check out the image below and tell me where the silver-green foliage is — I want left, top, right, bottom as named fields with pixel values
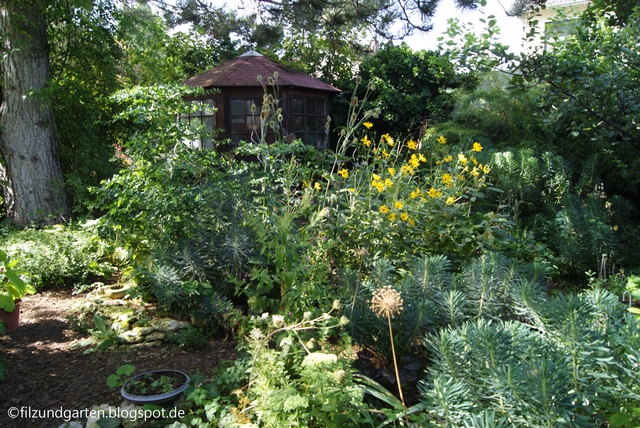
left=421, top=287, right=640, bottom=426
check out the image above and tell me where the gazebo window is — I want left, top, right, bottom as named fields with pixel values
left=181, top=99, right=215, bottom=149
left=292, top=97, right=329, bottom=148
left=230, top=98, right=262, bottom=145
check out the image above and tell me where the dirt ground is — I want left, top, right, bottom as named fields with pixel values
left=0, top=290, right=236, bottom=428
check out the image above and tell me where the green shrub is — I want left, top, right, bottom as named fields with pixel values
left=1, top=220, right=117, bottom=289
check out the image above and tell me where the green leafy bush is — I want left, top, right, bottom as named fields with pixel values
left=1, top=220, right=117, bottom=289
left=419, top=288, right=640, bottom=426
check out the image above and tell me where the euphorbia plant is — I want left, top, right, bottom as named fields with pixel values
left=0, top=250, right=35, bottom=313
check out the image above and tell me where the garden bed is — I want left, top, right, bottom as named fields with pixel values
left=0, top=290, right=236, bottom=428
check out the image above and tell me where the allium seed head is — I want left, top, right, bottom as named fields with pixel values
left=370, top=286, right=403, bottom=319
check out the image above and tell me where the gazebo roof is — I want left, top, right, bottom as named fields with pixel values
left=183, top=50, right=341, bottom=93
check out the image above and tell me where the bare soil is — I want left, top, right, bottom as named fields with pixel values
left=0, top=289, right=236, bottom=428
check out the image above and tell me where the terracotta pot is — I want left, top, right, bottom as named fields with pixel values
left=0, top=299, right=21, bottom=333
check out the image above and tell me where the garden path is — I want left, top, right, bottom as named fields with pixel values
left=0, top=290, right=236, bottom=428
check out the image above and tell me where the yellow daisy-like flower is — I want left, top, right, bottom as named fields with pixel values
left=471, top=156, right=478, bottom=166
left=347, top=187, right=355, bottom=193
left=314, top=182, right=322, bottom=191
left=338, top=168, right=349, bottom=178
left=401, top=164, right=414, bottom=175
left=408, top=218, right=416, bottom=227
left=482, top=164, right=490, bottom=174
left=472, top=142, right=483, bottom=152
left=410, top=188, right=421, bottom=199
left=400, top=212, right=409, bottom=221
left=458, top=153, right=468, bottom=165
left=407, top=139, right=418, bottom=150
left=374, top=181, right=385, bottom=193
left=363, top=121, right=373, bottom=129
left=437, top=135, right=447, bottom=144
left=388, top=167, right=396, bottom=176
left=436, top=161, right=442, bottom=165
left=428, top=187, right=442, bottom=198
left=443, top=155, right=453, bottom=163
left=379, top=204, right=390, bottom=213
left=384, top=178, right=393, bottom=188
left=302, top=180, right=309, bottom=188
left=362, top=135, right=372, bottom=147
left=446, top=196, right=456, bottom=205
left=409, top=155, right=420, bottom=168
left=372, top=173, right=381, bottom=181
left=394, top=201, right=404, bottom=209
left=383, top=134, right=394, bottom=147
left=418, top=153, right=426, bottom=163
left=442, top=173, right=453, bottom=186
left=388, top=212, right=396, bottom=221
left=470, top=167, right=480, bottom=177
left=382, top=149, right=390, bottom=159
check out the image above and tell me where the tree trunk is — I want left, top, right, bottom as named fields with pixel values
left=0, top=0, right=69, bottom=225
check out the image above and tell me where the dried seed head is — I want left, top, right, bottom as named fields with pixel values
left=351, top=96, right=359, bottom=107
left=257, top=75, right=262, bottom=82
left=356, top=76, right=362, bottom=85
left=370, top=286, right=403, bottom=319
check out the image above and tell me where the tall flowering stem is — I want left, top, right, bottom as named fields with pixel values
left=370, top=286, right=409, bottom=425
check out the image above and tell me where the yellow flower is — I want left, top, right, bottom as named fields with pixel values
left=472, top=142, right=483, bottom=152
left=347, top=187, right=355, bottom=192
left=410, top=188, right=421, bottom=199
left=446, top=196, right=456, bottom=205
left=382, top=149, right=390, bottom=159
left=372, top=173, right=381, bottom=181
left=362, top=135, right=372, bottom=147
left=363, top=121, right=373, bottom=129
left=470, top=166, right=480, bottom=177
left=401, top=164, right=415, bottom=175
left=437, top=135, right=447, bottom=144
left=302, top=180, right=309, bottom=188
left=374, top=182, right=385, bottom=193
left=408, top=218, right=416, bottom=226
left=394, top=201, right=404, bottom=209
left=427, top=187, right=442, bottom=198
left=436, top=161, right=442, bottom=165
left=379, top=205, right=390, bottom=213
left=442, top=173, right=453, bottom=186
left=388, top=212, right=396, bottom=221
left=418, top=153, right=426, bottom=163
left=338, top=168, right=349, bottom=178
left=384, top=178, right=393, bottom=188
left=383, top=134, right=394, bottom=147
left=387, top=167, right=396, bottom=176
left=400, top=212, right=409, bottom=221
left=471, top=156, right=478, bottom=166
left=314, top=182, right=321, bottom=191
left=482, top=164, right=490, bottom=174
left=407, top=139, right=418, bottom=150
left=458, top=153, right=468, bottom=165
left=409, top=154, right=420, bottom=168
left=443, top=155, right=453, bottom=163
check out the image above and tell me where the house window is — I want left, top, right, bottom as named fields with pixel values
left=292, top=98, right=329, bottom=148
left=181, top=99, right=215, bottom=149
left=230, top=98, right=261, bottom=145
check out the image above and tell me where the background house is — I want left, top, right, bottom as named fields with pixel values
left=520, top=0, right=590, bottom=51
left=182, top=50, right=341, bottom=150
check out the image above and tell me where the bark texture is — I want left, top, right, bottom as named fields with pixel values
left=0, top=0, right=69, bottom=224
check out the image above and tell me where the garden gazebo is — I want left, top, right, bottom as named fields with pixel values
left=182, top=50, right=341, bottom=150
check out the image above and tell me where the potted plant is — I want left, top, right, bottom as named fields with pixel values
left=108, top=365, right=190, bottom=405
left=0, top=250, right=35, bottom=333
